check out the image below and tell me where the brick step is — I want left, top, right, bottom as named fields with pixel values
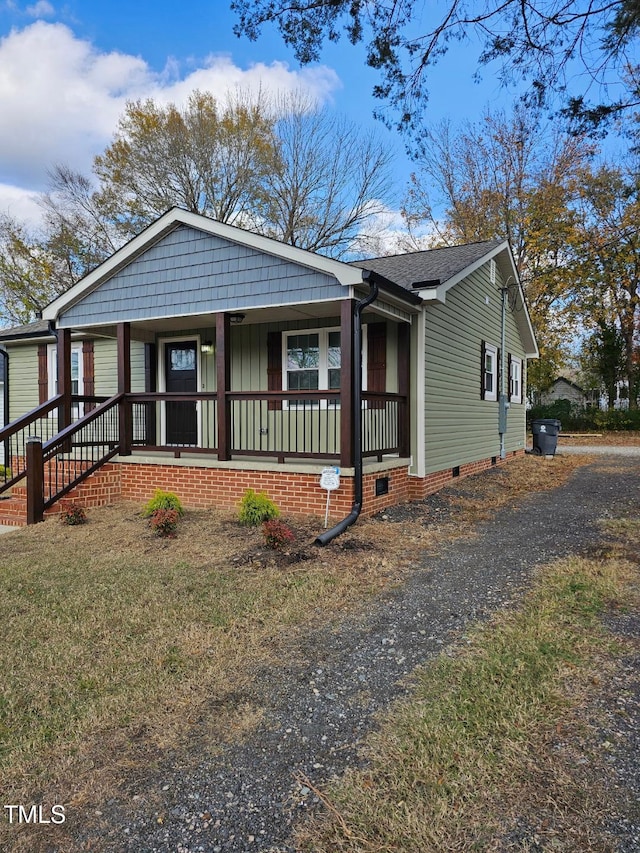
left=0, top=495, right=27, bottom=526
left=0, top=462, right=121, bottom=527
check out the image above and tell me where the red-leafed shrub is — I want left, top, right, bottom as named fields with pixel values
left=149, top=508, right=180, bottom=538
left=262, top=519, right=295, bottom=550
left=61, top=504, right=87, bottom=526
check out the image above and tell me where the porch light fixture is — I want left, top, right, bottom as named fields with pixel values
left=229, top=313, right=246, bottom=325
left=201, top=340, right=214, bottom=355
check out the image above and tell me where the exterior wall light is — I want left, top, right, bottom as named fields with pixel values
left=229, top=313, right=246, bottom=324
left=201, top=341, right=214, bottom=355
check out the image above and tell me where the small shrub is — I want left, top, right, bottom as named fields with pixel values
left=238, top=489, right=280, bottom=526
left=0, top=464, right=11, bottom=480
left=149, top=508, right=180, bottom=538
left=263, top=519, right=295, bottom=550
left=61, top=504, right=87, bottom=526
left=142, top=489, right=184, bottom=518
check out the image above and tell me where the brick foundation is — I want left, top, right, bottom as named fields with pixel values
left=0, top=450, right=524, bottom=525
left=408, top=449, right=525, bottom=501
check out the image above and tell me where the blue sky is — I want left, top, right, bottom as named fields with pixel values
left=0, top=0, right=520, bottom=238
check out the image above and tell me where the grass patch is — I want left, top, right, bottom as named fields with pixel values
left=296, top=551, right=634, bottom=852
left=0, top=506, right=399, bottom=818
left=0, top=452, right=596, bottom=851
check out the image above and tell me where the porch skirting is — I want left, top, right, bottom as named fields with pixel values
left=28, top=448, right=524, bottom=522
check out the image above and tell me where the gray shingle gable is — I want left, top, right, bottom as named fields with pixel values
left=352, top=240, right=504, bottom=289
left=58, top=224, right=346, bottom=327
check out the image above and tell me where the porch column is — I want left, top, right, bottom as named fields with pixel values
left=57, top=328, right=72, bottom=431
left=397, top=321, right=411, bottom=458
left=340, top=298, right=356, bottom=469
left=26, top=436, right=44, bottom=525
left=117, top=322, right=132, bottom=455
left=216, top=312, right=231, bottom=461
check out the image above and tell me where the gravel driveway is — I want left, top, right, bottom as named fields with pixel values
left=559, top=445, right=640, bottom=456
left=80, top=454, right=640, bottom=853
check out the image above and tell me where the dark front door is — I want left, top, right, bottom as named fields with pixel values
left=164, top=341, right=198, bottom=445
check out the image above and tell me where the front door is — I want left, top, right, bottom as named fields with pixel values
left=164, top=341, right=198, bottom=445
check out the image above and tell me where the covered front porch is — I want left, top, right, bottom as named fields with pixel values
left=1, top=300, right=414, bottom=524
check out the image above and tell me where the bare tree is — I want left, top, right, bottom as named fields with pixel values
left=264, top=92, right=393, bottom=257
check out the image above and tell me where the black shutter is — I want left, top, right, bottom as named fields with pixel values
left=367, top=322, right=387, bottom=409
left=267, top=332, right=282, bottom=411
left=82, top=340, right=95, bottom=411
left=38, top=344, right=48, bottom=404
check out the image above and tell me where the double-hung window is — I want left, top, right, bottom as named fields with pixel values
left=509, top=356, right=522, bottom=404
left=482, top=342, right=498, bottom=402
left=284, top=329, right=341, bottom=406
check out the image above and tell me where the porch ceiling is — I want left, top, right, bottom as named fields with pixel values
left=65, top=299, right=410, bottom=340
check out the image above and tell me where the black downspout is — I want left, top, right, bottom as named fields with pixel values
left=315, top=271, right=379, bottom=546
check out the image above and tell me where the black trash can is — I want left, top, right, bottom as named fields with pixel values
left=531, top=418, right=562, bottom=456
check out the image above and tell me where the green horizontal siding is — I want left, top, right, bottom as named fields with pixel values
left=8, top=343, right=40, bottom=421
left=423, top=263, right=527, bottom=475
left=93, top=338, right=145, bottom=395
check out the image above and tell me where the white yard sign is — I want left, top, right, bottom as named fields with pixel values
left=320, top=467, right=340, bottom=527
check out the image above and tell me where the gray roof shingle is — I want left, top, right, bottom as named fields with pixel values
left=0, top=318, right=52, bottom=341
left=351, top=239, right=504, bottom=290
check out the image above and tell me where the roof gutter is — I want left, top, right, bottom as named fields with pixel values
left=315, top=270, right=379, bottom=546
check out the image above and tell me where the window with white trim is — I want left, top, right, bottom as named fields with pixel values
left=483, top=342, right=498, bottom=402
left=510, top=356, right=522, bottom=404
left=284, top=329, right=341, bottom=406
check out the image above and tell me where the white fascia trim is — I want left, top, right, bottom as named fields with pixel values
left=43, top=209, right=365, bottom=322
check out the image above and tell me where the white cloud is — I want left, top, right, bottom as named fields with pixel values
left=25, top=1, right=54, bottom=17
left=0, top=183, right=43, bottom=226
left=0, top=21, right=341, bottom=219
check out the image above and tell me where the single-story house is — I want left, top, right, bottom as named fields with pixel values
left=538, top=375, right=600, bottom=409
left=0, top=207, right=537, bottom=530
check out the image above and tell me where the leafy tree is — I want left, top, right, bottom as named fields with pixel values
left=574, top=160, right=640, bottom=407
left=403, top=105, right=593, bottom=396
left=91, top=90, right=278, bottom=240
left=232, top=0, right=640, bottom=132
left=579, top=322, right=626, bottom=409
left=90, top=90, right=392, bottom=255
left=0, top=215, right=63, bottom=326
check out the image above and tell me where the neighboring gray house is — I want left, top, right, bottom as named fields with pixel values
left=540, top=375, right=601, bottom=409
left=0, top=208, right=537, bottom=525
left=541, top=376, right=590, bottom=408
